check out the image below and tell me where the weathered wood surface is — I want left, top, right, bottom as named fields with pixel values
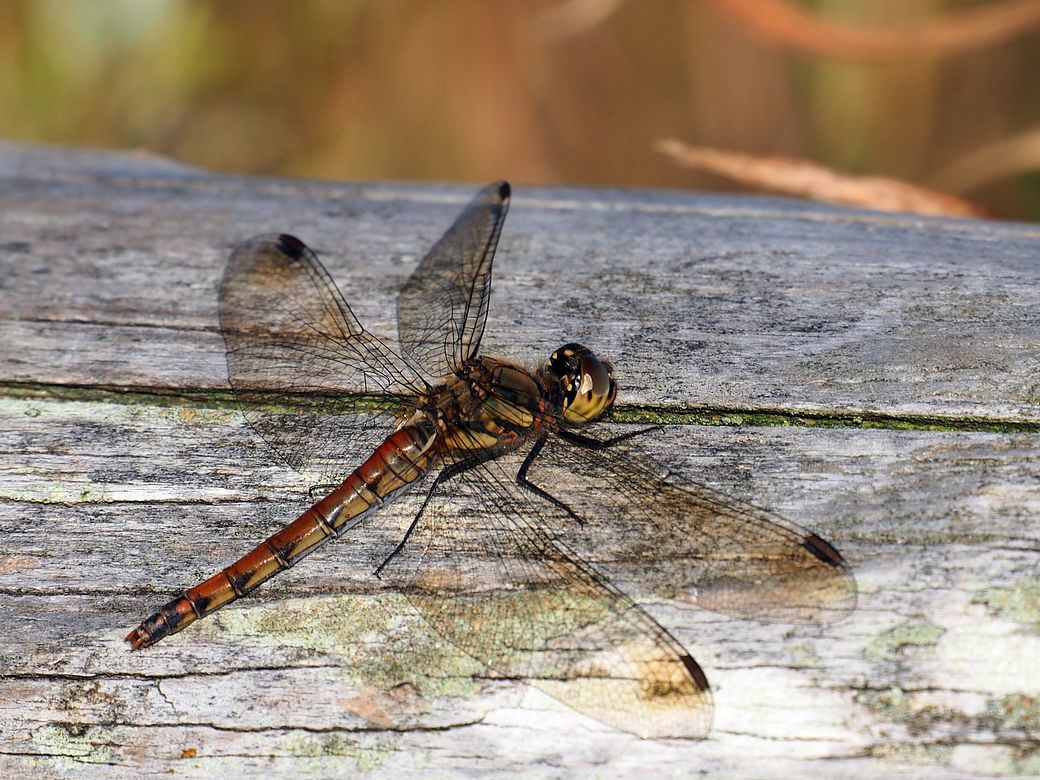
left=2, top=140, right=1040, bottom=778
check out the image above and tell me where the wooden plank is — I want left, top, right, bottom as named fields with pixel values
left=2, top=142, right=1039, bottom=777
left=2, top=141, right=1039, bottom=421
left=3, top=396, right=1040, bottom=777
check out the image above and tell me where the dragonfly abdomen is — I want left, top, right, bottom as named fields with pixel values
left=126, top=422, right=438, bottom=650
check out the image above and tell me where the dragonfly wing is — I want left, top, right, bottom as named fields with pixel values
left=220, top=234, right=426, bottom=484
left=530, top=433, right=857, bottom=625
left=376, top=450, right=713, bottom=740
left=397, top=181, right=510, bottom=379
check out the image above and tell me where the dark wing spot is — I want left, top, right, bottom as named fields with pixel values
left=680, top=654, right=710, bottom=692
left=802, top=532, right=845, bottom=568
left=277, top=233, right=308, bottom=260
left=497, top=181, right=511, bottom=200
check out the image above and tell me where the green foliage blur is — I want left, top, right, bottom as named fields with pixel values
left=2, top=0, right=1038, bottom=219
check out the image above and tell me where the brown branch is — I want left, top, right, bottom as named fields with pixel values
left=656, top=139, right=993, bottom=219
left=929, top=127, right=1040, bottom=194
left=705, top=0, right=1040, bottom=61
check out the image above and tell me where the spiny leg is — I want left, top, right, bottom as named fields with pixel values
left=557, top=425, right=663, bottom=450
left=374, top=454, right=490, bottom=577
left=516, top=435, right=584, bottom=526
left=517, top=427, right=663, bottom=524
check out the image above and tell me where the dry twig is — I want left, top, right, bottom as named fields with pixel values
left=706, top=0, right=1040, bottom=61
left=656, top=138, right=992, bottom=218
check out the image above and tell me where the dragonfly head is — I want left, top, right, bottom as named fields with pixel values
left=545, top=343, right=618, bottom=426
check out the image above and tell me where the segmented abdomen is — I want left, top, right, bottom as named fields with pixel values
left=126, top=422, right=438, bottom=649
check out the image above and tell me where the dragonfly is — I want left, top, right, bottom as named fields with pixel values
left=126, top=181, right=856, bottom=739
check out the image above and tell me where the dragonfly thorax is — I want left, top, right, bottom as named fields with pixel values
left=428, top=357, right=546, bottom=453
left=542, top=343, right=618, bottom=426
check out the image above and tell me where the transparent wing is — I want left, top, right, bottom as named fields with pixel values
left=377, top=447, right=713, bottom=740
left=219, top=233, right=427, bottom=484
left=531, top=433, right=858, bottom=625
left=397, top=181, right=511, bottom=379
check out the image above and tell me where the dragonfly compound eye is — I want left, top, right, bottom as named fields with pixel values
left=547, top=343, right=618, bottom=426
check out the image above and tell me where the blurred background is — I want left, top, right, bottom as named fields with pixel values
left=1, top=0, right=1038, bottom=219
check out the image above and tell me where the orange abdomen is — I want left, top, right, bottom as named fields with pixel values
left=126, top=422, right=438, bottom=649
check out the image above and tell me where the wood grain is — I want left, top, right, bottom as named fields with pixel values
left=1, top=141, right=1039, bottom=778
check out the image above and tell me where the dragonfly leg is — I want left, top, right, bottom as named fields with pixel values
left=556, top=425, right=663, bottom=450
left=517, top=435, right=584, bottom=526
left=373, top=455, right=488, bottom=578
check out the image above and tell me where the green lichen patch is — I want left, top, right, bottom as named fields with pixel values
left=207, top=587, right=625, bottom=713
left=0, top=479, right=109, bottom=505
left=864, top=621, right=944, bottom=663
left=986, top=693, right=1040, bottom=732
left=30, top=723, right=129, bottom=769
left=868, top=741, right=953, bottom=766
left=1010, top=746, right=1040, bottom=775
left=974, top=579, right=1040, bottom=629
left=856, top=686, right=914, bottom=719
left=285, top=732, right=398, bottom=771
left=610, top=403, right=1040, bottom=433
left=856, top=687, right=1040, bottom=767
left=162, top=406, right=238, bottom=426
left=855, top=686, right=967, bottom=737
left=209, top=594, right=484, bottom=701
left=1, top=380, right=405, bottom=418
left=788, top=642, right=822, bottom=669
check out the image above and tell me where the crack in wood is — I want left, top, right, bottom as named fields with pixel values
left=4, top=380, right=1037, bottom=433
